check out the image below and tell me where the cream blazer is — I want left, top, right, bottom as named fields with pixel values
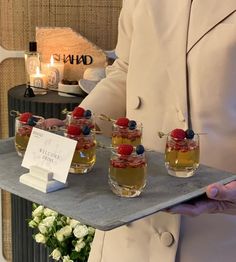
left=81, top=0, right=236, bottom=261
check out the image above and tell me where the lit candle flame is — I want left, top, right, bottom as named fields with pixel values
left=36, top=66, right=40, bottom=75
left=50, top=55, right=54, bottom=66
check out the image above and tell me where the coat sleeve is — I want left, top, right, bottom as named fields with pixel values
left=79, top=0, right=135, bottom=136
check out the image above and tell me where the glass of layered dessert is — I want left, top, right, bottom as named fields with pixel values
left=14, top=112, right=44, bottom=157
left=109, top=144, right=147, bottom=197
left=65, top=124, right=96, bottom=174
left=165, top=128, right=200, bottom=177
left=112, top=117, right=142, bottom=147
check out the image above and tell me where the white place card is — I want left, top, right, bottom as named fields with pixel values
left=22, top=128, right=77, bottom=183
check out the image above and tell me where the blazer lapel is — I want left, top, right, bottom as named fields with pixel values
left=147, top=0, right=192, bottom=124
left=146, top=0, right=236, bottom=127
left=187, top=0, right=236, bottom=52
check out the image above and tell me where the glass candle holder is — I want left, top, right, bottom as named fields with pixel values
left=15, top=114, right=44, bottom=157
left=112, top=121, right=142, bottom=147
left=108, top=144, right=147, bottom=197
left=165, top=133, right=200, bottom=177
left=65, top=130, right=96, bottom=174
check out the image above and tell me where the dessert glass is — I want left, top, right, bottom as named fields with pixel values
left=15, top=115, right=44, bottom=157
left=112, top=122, right=142, bottom=147
left=165, top=134, right=200, bottom=177
left=65, top=132, right=96, bottom=174
left=108, top=147, right=147, bottom=197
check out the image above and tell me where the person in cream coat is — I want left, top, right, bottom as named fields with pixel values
left=80, top=0, right=236, bottom=261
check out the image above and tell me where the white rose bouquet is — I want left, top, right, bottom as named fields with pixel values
left=28, top=203, right=95, bottom=262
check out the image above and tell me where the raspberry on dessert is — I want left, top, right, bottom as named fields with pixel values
left=67, top=125, right=81, bottom=136
left=19, top=112, right=33, bottom=123
left=185, top=129, right=195, bottom=139
left=72, top=106, right=85, bottom=118
left=136, top=144, right=145, bottom=155
left=117, top=144, right=133, bottom=155
left=170, top=128, right=186, bottom=140
left=116, top=117, right=129, bottom=127
left=128, top=120, right=137, bottom=130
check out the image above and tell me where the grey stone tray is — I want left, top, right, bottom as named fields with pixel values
left=0, top=137, right=236, bottom=231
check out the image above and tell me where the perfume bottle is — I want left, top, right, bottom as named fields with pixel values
left=24, top=41, right=41, bottom=85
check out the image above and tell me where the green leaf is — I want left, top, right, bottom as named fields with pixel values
left=70, top=251, right=80, bottom=260
left=32, top=203, right=38, bottom=210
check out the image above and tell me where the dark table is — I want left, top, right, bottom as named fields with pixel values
left=7, top=85, right=86, bottom=262
left=8, top=84, right=85, bottom=136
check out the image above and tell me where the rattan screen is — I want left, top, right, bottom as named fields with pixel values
left=0, top=0, right=122, bottom=139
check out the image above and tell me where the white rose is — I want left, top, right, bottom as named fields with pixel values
left=28, top=220, right=38, bottom=228
left=74, top=239, right=85, bottom=252
left=73, top=224, right=88, bottom=239
left=62, top=255, right=73, bottom=262
left=55, top=225, right=72, bottom=241
left=60, top=225, right=72, bottom=237
left=57, top=221, right=63, bottom=226
left=33, top=216, right=41, bottom=224
left=70, top=219, right=80, bottom=229
left=35, top=233, right=47, bottom=244
left=41, top=216, right=56, bottom=227
left=55, top=231, right=64, bottom=242
left=51, top=248, right=61, bottom=261
left=32, top=205, right=44, bottom=217
left=88, top=227, right=95, bottom=235
left=38, top=224, right=48, bottom=234
left=44, top=208, right=58, bottom=217
left=66, top=217, right=71, bottom=224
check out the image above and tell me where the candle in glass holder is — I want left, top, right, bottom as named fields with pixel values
left=29, top=67, right=47, bottom=95
left=45, top=55, right=64, bottom=89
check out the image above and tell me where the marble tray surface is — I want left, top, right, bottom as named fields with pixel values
left=0, top=136, right=236, bottom=231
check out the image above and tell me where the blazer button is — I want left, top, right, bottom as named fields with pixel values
left=130, top=96, right=141, bottom=109
left=160, top=232, right=174, bottom=247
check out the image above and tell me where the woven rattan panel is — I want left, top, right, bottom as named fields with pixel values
left=0, top=0, right=122, bottom=138
left=0, top=1, right=122, bottom=261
